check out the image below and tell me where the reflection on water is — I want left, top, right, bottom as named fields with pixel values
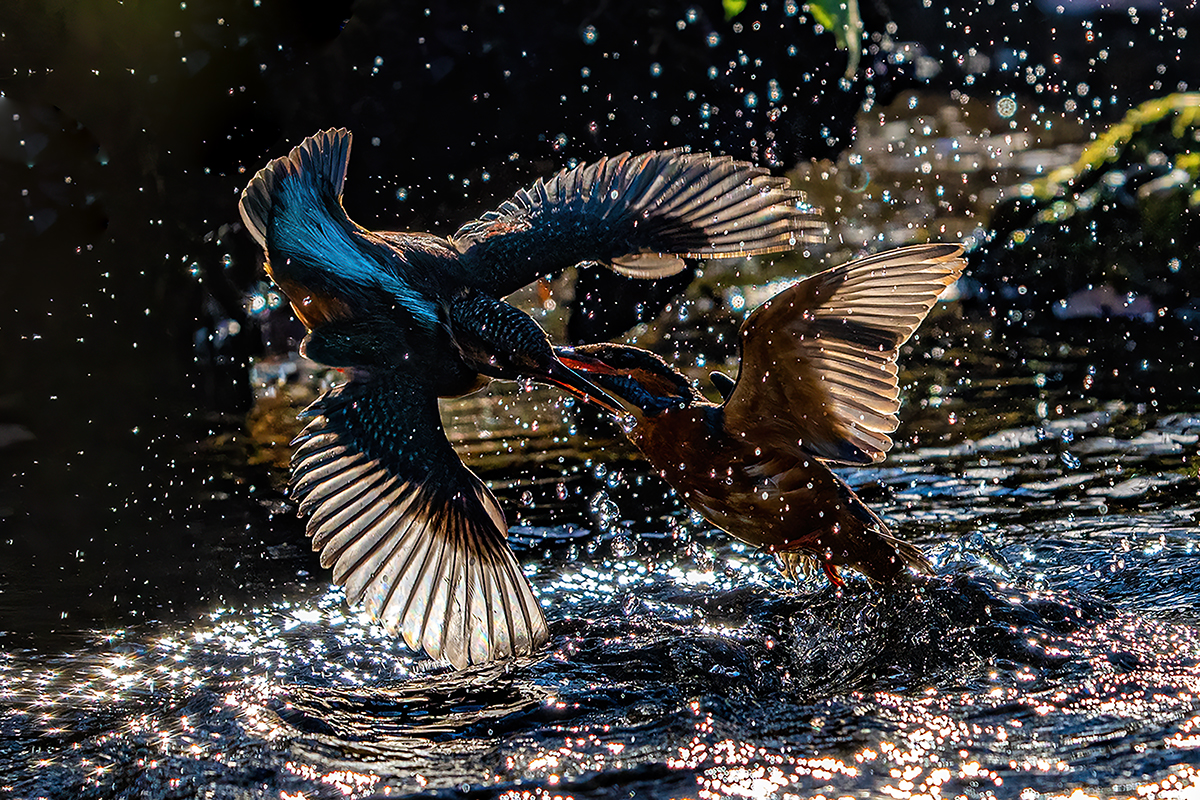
left=4, top=95, right=1200, bottom=799
left=3, top=375, right=1198, bottom=798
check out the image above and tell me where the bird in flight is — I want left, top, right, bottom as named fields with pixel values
left=239, top=128, right=821, bottom=667
left=561, top=244, right=965, bottom=587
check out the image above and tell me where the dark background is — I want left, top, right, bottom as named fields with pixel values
left=0, top=0, right=1193, bottom=644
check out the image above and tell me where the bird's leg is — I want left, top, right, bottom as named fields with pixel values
left=821, top=561, right=845, bottom=589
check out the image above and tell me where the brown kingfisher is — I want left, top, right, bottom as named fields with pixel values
left=559, top=244, right=965, bottom=587
left=238, top=128, right=821, bottom=668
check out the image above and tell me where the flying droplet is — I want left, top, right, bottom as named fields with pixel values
left=610, top=534, right=637, bottom=557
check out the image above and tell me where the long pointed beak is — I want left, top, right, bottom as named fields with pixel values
left=543, top=359, right=627, bottom=415
left=555, top=348, right=621, bottom=376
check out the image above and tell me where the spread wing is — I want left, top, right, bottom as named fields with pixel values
left=239, top=128, right=441, bottom=330
left=722, top=243, right=965, bottom=464
left=239, top=128, right=352, bottom=252
left=289, top=371, right=549, bottom=668
left=451, top=149, right=823, bottom=296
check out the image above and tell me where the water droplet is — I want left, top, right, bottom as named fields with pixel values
left=589, top=491, right=620, bottom=529
left=688, top=542, right=713, bottom=571
left=581, top=25, right=598, bottom=44
left=610, top=534, right=637, bottom=558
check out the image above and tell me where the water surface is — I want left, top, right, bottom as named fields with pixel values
left=3, top=97, right=1199, bottom=800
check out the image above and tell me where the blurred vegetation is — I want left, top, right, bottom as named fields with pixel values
left=971, top=93, right=1199, bottom=323
left=724, top=0, right=862, bottom=76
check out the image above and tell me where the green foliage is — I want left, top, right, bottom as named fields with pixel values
left=808, top=0, right=862, bottom=77
left=1031, top=93, right=1200, bottom=204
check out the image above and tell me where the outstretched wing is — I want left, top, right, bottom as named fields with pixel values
left=239, top=128, right=352, bottom=252
left=290, top=370, right=549, bottom=668
left=451, top=150, right=823, bottom=296
left=239, top=128, right=439, bottom=330
left=723, top=243, right=965, bottom=464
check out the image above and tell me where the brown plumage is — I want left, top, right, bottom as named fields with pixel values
left=563, top=243, right=966, bottom=586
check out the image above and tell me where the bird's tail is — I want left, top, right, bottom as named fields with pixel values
left=238, top=128, right=353, bottom=250
left=844, top=498, right=935, bottom=584
left=875, top=529, right=935, bottom=578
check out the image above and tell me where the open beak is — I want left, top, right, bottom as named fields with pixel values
left=543, top=358, right=627, bottom=415
left=555, top=347, right=621, bottom=377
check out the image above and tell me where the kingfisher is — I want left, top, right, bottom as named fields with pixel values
left=560, top=244, right=965, bottom=587
left=238, top=128, right=821, bottom=668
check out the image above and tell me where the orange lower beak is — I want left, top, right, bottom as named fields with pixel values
left=556, top=349, right=621, bottom=376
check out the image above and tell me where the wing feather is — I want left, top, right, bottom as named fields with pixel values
left=239, top=128, right=441, bottom=330
left=451, top=149, right=822, bottom=295
left=723, top=243, right=965, bottom=464
left=289, top=374, right=549, bottom=668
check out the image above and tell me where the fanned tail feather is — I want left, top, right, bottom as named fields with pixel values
left=778, top=529, right=932, bottom=587
left=883, top=531, right=935, bottom=577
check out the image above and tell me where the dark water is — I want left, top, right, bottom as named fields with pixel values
left=4, top=294, right=1200, bottom=800
left=4, top=21, right=1199, bottom=796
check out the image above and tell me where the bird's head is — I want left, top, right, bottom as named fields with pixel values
left=447, top=292, right=627, bottom=415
